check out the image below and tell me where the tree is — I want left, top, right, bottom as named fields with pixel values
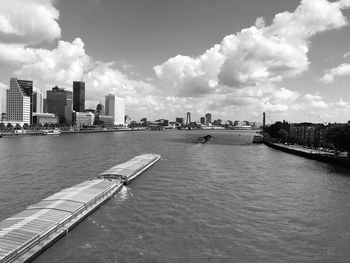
left=276, top=129, right=289, bottom=142
left=0, top=122, right=5, bottom=130
left=15, top=123, right=21, bottom=130
left=7, top=123, right=13, bottom=129
left=23, top=123, right=29, bottom=130
left=326, top=125, right=350, bottom=156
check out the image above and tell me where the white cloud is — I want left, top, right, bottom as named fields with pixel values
left=0, top=0, right=61, bottom=44
left=155, top=0, right=350, bottom=99
left=303, top=94, right=329, bottom=109
left=344, top=51, right=350, bottom=58
left=320, top=63, right=350, bottom=83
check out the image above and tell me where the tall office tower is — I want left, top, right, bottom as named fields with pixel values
left=47, top=86, right=73, bottom=124
left=6, top=78, right=33, bottom=125
left=73, top=81, right=85, bottom=112
left=105, top=94, right=125, bottom=125
left=33, top=89, right=43, bottom=113
left=205, top=113, right=212, bottom=124
left=43, top=98, right=47, bottom=113
left=186, top=112, right=191, bottom=126
left=200, top=117, right=205, bottom=125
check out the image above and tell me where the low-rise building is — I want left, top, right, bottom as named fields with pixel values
left=33, top=113, right=59, bottom=125
left=73, top=112, right=95, bottom=127
left=98, top=115, right=114, bottom=125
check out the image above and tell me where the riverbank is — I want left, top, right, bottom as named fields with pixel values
left=264, top=141, right=350, bottom=167
left=0, top=127, right=148, bottom=137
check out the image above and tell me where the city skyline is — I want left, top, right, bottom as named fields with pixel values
left=0, top=0, right=350, bottom=123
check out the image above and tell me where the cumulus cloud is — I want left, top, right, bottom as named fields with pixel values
left=0, top=0, right=61, bottom=44
left=0, top=0, right=160, bottom=117
left=152, top=0, right=350, bottom=122
left=155, top=0, right=350, bottom=98
left=303, top=94, right=329, bottom=109
left=320, top=63, right=350, bottom=83
left=344, top=51, right=350, bottom=58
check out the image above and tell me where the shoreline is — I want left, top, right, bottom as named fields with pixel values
left=264, top=141, right=350, bottom=168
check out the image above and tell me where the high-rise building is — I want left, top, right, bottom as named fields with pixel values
left=33, top=89, right=43, bottom=113
left=73, top=81, right=85, bottom=112
left=47, top=86, right=73, bottom=124
left=6, top=78, right=33, bottom=125
left=200, top=117, right=205, bottom=125
left=105, top=94, right=125, bottom=125
left=205, top=113, right=212, bottom=124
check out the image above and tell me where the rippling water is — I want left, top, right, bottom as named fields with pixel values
left=1, top=130, right=350, bottom=262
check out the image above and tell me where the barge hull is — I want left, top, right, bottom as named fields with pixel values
left=0, top=153, right=161, bottom=263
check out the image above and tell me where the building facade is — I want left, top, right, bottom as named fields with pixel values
left=73, top=81, right=85, bottom=112
left=6, top=78, right=32, bottom=125
left=205, top=113, right=212, bottom=124
left=33, top=113, right=59, bottom=125
left=105, top=94, right=125, bottom=125
left=72, top=111, right=94, bottom=127
left=33, top=89, right=43, bottom=113
left=47, top=86, right=73, bottom=125
left=98, top=115, right=114, bottom=125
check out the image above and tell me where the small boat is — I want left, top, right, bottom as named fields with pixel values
left=44, top=128, right=61, bottom=135
left=196, top=134, right=213, bottom=143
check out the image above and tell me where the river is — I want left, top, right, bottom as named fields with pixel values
left=1, top=130, right=350, bottom=262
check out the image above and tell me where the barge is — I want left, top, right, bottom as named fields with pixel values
left=0, top=153, right=161, bottom=263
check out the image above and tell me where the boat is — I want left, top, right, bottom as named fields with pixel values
left=196, top=134, right=213, bottom=143
left=98, top=154, right=161, bottom=185
left=0, top=154, right=161, bottom=263
left=44, top=128, right=61, bottom=135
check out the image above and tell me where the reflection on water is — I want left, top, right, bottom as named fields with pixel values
left=1, top=130, right=350, bottom=262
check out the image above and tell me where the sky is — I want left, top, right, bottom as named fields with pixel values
left=1, top=0, right=350, bottom=124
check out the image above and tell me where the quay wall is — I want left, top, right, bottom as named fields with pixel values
left=264, top=141, right=350, bottom=168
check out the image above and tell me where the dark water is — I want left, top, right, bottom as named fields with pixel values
left=1, top=130, right=350, bottom=262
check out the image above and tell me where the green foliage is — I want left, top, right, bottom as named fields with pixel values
left=0, top=122, right=5, bottom=130
left=265, top=121, right=290, bottom=142
left=326, top=125, right=350, bottom=154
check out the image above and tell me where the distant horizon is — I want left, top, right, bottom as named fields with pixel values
left=1, top=0, right=350, bottom=123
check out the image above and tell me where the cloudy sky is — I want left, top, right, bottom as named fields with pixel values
left=1, top=0, right=350, bottom=123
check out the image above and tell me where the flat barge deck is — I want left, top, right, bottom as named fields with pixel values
left=0, top=153, right=161, bottom=263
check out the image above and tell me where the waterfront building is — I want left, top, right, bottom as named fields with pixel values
left=98, top=115, right=114, bottom=125
left=205, top=113, right=212, bottom=124
left=234, top=120, right=241, bottom=126
left=176, top=117, right=184, bottom=125
left=72, top=111, right=94, bottom=127
left=6, top=78, right=33, bottom=125
left=33, top=89, right=43, bottom=113
left=213, top=119, right=223, bottom=126
left=33, top=113, right=59, bottom=126
left=43, top=98, right=47, bottom=113
left=73, top=81, right=85, bottom=112
left=105, top=94, right=125, bottom=125
left=200, top=117, right=205, bottom=125
left=47, top=86, right=73, bottom=125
